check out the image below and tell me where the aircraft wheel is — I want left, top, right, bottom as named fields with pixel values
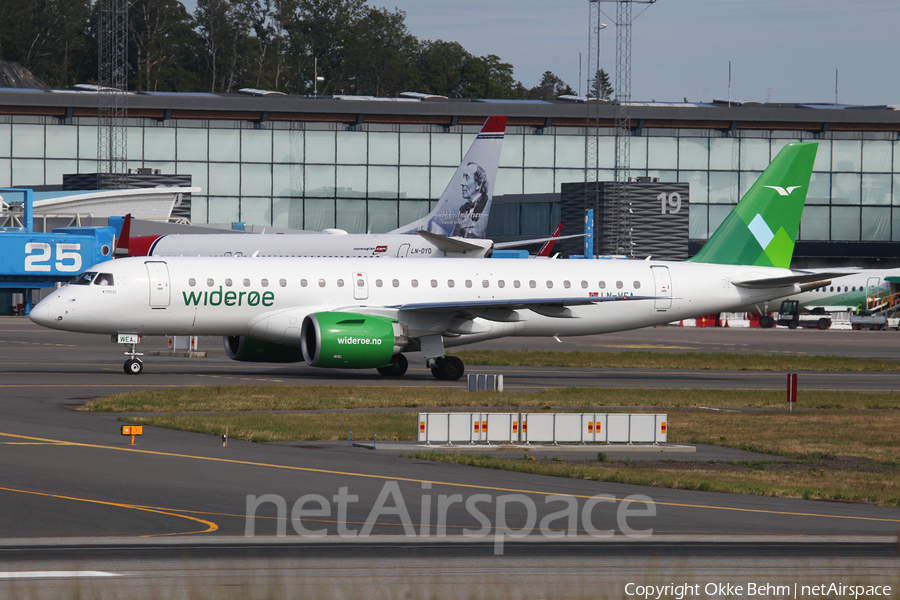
left=817, top=318, right=830, bottom=330
left=124, top=359, right=143, bottom=375
left=377, top=354, right=408, bottom=377
left=758, top=315, right=774, bottom=329
left=431, top=356, right=465, bottom=381
left=787, top=320, right=799, bottom=330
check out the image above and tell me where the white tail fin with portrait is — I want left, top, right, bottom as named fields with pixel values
left=391, top=116, right=506, bottom=238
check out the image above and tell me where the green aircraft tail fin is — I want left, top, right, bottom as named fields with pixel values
left=688, top=142, right=817, bottom=268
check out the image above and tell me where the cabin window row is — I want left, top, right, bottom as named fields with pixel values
left=812, top=285, right=863, bottom=293
left=188, top=278, right=289, bottom=288
left=186, top=277, right=644, bottom=291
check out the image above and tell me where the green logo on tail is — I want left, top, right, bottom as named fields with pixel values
left=688, top=142, right=817, bottom=268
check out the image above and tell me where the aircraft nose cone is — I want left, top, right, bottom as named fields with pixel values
left=29, top=302, right=51, bottom=327
left=29, top=294, right=69, bottom=329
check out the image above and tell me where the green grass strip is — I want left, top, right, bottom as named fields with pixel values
left=83, top=386, right=900, bottom=413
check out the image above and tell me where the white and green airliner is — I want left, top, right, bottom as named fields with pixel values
left=30, top=142, right=839, bottom=380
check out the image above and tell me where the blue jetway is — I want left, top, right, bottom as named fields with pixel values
left=1, top=188, right=116, bottom=314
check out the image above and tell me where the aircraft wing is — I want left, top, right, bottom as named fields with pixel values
left=389, top=294, right=656, bottom=312
left=414, top=230, right=492, bottom=253
left=732, top=271, right=852, bottom=289
left=493, top=233, right=587, bottom=250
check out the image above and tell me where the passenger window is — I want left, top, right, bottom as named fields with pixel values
left=616, top=281, right=624, bottom=289
left=261, top=278, right=269, bottom=287
left=243, top=279, right=251, bottom=287
left=337, top=279, right=344, bottom=287
left=392, top=279, right=399, bottom=287
left=411, top=279, right=418, bottom=288
left=448, top=280, right=455, bottom=288
left=466, top=280, right=473, bottom=288
left=581, top=281, right=588, bottom=289
left=279, top=279, right=287, bottom=287
left=563, top=280, right=571, bottom=289
left=301, top=279, right=308, bottom=287
left=357, top=278, right=365, bottom=288
left=207, top=278, right=215, bottom=287
left=431, top=279, right=438, bottom=288
left=188, top=278, right=196, bottom=287
left=224, top=278, right=233, bottom=287
left=375, top=279, right=383, bottom=287
left=514, top=280, right=521, bottom=288
left=546, top=281, right=553, bottom=289
left=318, top=279, right=326, bottom=287
left=529, top=280, right=536, bottom=288
left=599, top=281, right=606, bottom=289
left=634, top=281, right=641, bottom=289
left=498, top=280, right=505, bottom=288
left=482, top=280, right=490, bottom=288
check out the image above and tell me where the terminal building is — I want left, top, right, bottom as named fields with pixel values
left=0, top=88, right=898, bottom=267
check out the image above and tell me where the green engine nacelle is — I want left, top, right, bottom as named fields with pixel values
left=301, top=312, right=397, bottom=369
left=223, top=336, right=305, bottom=363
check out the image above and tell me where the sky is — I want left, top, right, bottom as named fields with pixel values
left=182, top=0, right=899, bottom=105
left=370, top=0, right=899, bottom=106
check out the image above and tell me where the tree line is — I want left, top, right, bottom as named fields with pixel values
left=0, top=0, right=612, bottom=100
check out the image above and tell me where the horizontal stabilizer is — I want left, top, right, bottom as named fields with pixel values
left=733, top=271, right=851, bottom=289
left=415, top=230, right=492, bottom=254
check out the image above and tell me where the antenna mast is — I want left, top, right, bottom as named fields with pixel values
left=602, top=0, right=655, bottom=257
left=97, top=0, right=128, bottom=188
left=584, top=0, right=606, bottom=247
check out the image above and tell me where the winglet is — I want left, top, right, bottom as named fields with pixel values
left=392, top=116, right=507, bottom=238
left=688, top=142, right=817, bottom=268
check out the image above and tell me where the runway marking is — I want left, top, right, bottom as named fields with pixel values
left=598, top=344, right=698, bottom=350
left=1, top=432, right=898, bottom=528
left=0, top=485, right=218, bottom=537
left=0, top=442, right=69, bottom=445
left=0, top=571, right=120, bottom=579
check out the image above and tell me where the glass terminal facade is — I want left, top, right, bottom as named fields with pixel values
left=1, top=110, right=898, bottom=246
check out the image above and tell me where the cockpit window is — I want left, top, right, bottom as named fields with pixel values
left=69, top=272, right=114, bottom=286
left=70, top=272, right=98, bottom=286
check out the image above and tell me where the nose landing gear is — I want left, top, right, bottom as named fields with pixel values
left=122, top=340, right=144, bottom=375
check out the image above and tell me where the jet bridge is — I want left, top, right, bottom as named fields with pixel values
left=0, top=189, right=116, bottom=315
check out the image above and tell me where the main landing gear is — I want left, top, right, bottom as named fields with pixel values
left=418, top=335, right=465, bottom=381
left=430, top=356, right=464, bottom=381
left=375, top=353, right=464, bottom=380
left=377, top=353, right=408, bottom=377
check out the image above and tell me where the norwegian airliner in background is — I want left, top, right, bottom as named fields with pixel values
left=121, top=116, right=577, bottom=259
left=31, top=143, right=842, bottom=380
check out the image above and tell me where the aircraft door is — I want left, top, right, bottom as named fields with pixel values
left=397, top=244, right=410, bottom=258
left=651, top=265, right=672, bottom=310
left=146, top=261, right=170, bottom=307
left=866, top=277, right=882, bottom=308
left=353, top=272, right=368, bottom=300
